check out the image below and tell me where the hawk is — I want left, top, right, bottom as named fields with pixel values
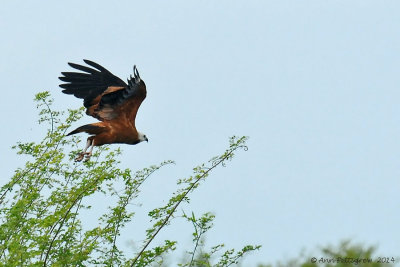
left=59, top=59, right=148, bottom=161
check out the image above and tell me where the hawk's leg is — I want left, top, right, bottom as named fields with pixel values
left=75, top=138, right=93, bottom=162
left=84, top=141, right=95, bottom=162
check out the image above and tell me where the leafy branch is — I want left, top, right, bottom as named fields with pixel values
left=130, top=136, right=249, bottom=266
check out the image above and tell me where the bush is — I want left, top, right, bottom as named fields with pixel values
left=0, top=92, right=259, bottom=266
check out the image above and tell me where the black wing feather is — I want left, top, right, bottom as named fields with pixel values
left=99, top=75, right=145, bottom=109
left=59, top=59, right=127, bottom=107
left=59, top=72, right=92, bottom=81
left=83, top=59, right=110, bottom=73
left=67, top=62, right=99, bottom=74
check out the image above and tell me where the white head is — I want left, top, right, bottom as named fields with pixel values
left=138, top=131, right=148, bottom=143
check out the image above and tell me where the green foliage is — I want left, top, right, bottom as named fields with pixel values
left=0, top=92, right=259, bottom=266
left=177, top=212, right=261, bottom=267
left=259, top=241, right=397, bottom=267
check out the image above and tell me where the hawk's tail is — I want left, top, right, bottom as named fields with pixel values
left=67, top=124, right=105, bottom=136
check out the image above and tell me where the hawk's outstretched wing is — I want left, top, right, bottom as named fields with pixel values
left=59, top=59, right=146, bottom=122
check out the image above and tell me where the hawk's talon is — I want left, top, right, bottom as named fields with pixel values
left=75, top=152, right=85, bottom=162
left=84, top=152, right=92, bottom=162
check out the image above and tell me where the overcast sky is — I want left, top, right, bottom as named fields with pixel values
left=1, top=1, right=399, bottom=266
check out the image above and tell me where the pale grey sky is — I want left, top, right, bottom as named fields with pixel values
left=1, top=1, right=399, bottom=265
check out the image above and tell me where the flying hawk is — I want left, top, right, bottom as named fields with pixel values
left=59, top=59, right=148, bottom=162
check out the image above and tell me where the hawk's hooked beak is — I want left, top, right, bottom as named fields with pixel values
left=133, top=65, right=141, bottom=83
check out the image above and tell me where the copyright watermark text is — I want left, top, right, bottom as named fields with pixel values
left=310, top=256, right=396, bottom=265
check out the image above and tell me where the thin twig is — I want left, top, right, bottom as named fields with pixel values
left=189, top=221, right=202, bottom=267
left=41, top=98, right=54, bottom=135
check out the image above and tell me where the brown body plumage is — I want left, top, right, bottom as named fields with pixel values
left=59, top=60, right=148, bottom=161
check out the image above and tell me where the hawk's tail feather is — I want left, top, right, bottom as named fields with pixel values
left=67, top=124, right=105, bottom=136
